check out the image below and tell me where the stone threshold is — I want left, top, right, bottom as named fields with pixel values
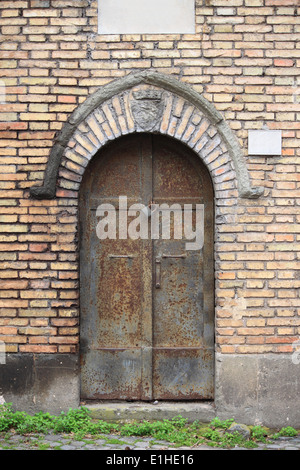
left=85, top=401, right=215, bottom=423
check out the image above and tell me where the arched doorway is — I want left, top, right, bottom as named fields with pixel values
left=79, top=133, right=214, bottom=401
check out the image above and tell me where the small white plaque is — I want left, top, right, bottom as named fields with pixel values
left=248, top=130, right=282, bottom=156
left=98, top=0, right=195, bottom=35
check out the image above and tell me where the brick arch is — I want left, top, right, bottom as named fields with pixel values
left=30, top=71, right=263, bottom=200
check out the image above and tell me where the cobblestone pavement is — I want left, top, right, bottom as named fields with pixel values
left=0, top=432, right=300, bottom=451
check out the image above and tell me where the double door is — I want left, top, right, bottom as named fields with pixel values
left=80, top=134, right=214, bottom=400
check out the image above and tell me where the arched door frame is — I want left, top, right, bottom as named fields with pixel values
left=30, top=70, right=263, bottom=201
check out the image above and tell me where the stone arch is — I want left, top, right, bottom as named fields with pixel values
left=30, top=71, right=263, bottom=200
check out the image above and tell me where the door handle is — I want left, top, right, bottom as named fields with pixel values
left=155, top=257, right=161, bottom=288
left=108, top=254, right=135, bottom=259
left=155, top=254, right=186, bottom=288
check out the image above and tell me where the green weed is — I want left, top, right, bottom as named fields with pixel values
left=250, top=425, right=268, bottom=443
left=0, top=404, right=298, bottom=449
left=273, top=426, right=298, bottom=438
left=221, top=431, right=258, bottom=449
left=36, top=442, right=51, bottom=450
left=209, top=417, right=234, bottom=429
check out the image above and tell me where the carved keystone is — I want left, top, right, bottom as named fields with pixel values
left=130, top=88, right=165, bottom=131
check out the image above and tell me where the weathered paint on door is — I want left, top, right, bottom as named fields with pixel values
left=79, top=134, right=214, bottom=401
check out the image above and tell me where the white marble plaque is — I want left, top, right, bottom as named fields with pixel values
left=248, top=130, right=282, bottom=156
left=98, top=0, right=195, bottom=34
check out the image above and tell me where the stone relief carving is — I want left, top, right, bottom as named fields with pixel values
left=130, top=89, right=165, bottom=131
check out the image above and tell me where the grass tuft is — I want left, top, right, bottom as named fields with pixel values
left=0, top=404, right=299, bottom=449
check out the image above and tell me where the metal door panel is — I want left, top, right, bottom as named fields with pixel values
left=81, top=349, right=143, bottom=400
left=153, top=248, right=204, bottom=348
left=80, top=135, right=152, bottom=400
left=152, top=137, right=214, bottom=398
left=152, top=139, right=203, bottom=200
left=89, top=235, right=143, bottom=349
left=153, top=348, right=214, bottom=400
left=80, top=134, right=214, bottom=401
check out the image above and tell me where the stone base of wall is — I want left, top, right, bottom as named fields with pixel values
left=215, top=353, right=300, bottom=429
left=1, top=353, right=300, bottom=428
left=0, top=354, right=79, bottom=416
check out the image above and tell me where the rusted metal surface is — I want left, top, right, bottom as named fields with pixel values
left=152, top=136, right=214, bottom=399
left=153, top=348, right=214, bottom=400
left=79, top=134, right=214, bottom=401
left=81, top=349, right=143, bottom=400
left=80, top=135, right=152, bottom=400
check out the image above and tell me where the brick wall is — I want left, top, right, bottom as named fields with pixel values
left=0, top=0, right=299, bottom=357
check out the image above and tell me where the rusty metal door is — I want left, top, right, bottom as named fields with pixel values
left=80, top=134, right=214, bottom=401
